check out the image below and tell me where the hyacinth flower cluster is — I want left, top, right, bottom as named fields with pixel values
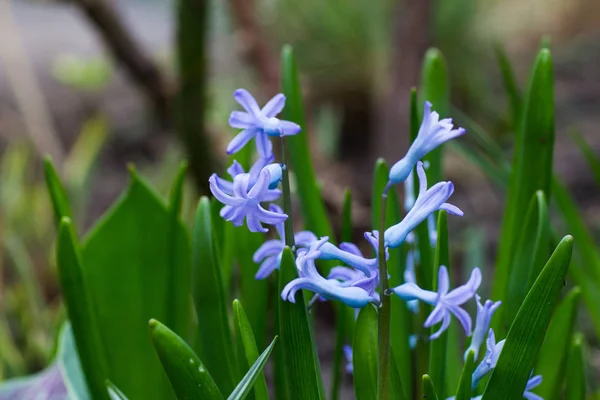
left=210, top=89, right=545, bottom=400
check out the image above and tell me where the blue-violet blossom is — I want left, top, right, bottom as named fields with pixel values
left=391, top=265, right=482, bottom=339
left=227, top=89, right=301, bottom=158
left=253, top=205, right=317, bottom=279
left=327, top=241, right=380, bottom=301
left=465, top=296, right=502, bottom=360
left=523, top=375, right=543, bottom=400
left=388, top=101, right=465, bottom=184
left=385, top=161, right=463, bottom=248
left=472, top=329, right=505, bottom=388
left=281, top=237, right=379, bottom=308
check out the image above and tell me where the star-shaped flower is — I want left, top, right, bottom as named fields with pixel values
left=465, top=296, right=502, bottom=360
left=391, top=265, right=481, bottom=339
left=472, top=329, right=505, bottom=388
left=227, top=89, right=301, bottom=158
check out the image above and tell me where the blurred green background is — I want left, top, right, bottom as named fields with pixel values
left=1, top=0, right=599, bottom=387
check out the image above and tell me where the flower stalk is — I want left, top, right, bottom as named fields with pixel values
left=279, top=136, right=296, bottom=249
left=377, top=191, right=391, bottom=400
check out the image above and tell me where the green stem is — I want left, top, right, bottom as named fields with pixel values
left=280, top=136, right=295, bottom=248
left=377, top=193, right=390, bottom=400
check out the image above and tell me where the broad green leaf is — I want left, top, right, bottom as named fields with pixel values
left=493, top=49, right=555, bottom=317
left=192, top=197, right=239, bottom=393
left=570, top=129, right=600, bottom=187
left=455, top=351, right=475, bottom=400
left=278, top=247, right=323, bottom=400
left=80, top=169, right=191, bottom=399
left=429, top=211, right=449, bottom=398
left=44, top=156, right=74, bottom=224
left=353, top=305, right=378, bottom=400
left=149, top=319, right=224, bottom=400
left=166, top=162, right=192, bottom=339
left=482, top=235, right=573, bottom=400
left=422, top=375, right=439, bottom=400
left=493, top=42, right=522, bottom=131
left=420, top=48, right=450, bottom=184
left=566, top=333, right=586, bottom=400
left=107, top=381, right=129, bottom=400
left=57, top=218, right=109, bottom=400
left=281, top=45, right=333, bottom=239
left=534, top=287, right=580, bottom=400
left=233, top=299, right=269, bottom=400
left=227, top=337, right=278, bottom=400
left=502, top=191, right=549, bottom=328
left=390, top=351, right=408, bottom=400
left=372, top=159, right=412, bottom=398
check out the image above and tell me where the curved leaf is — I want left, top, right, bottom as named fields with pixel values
left=455, top=351, right=475, bottom=400
left=44, top=156, right=73, bottom=224
left=227, top=337, right=278, bottom=400
left=566, top=333, right=586, bottom=400
left=353, top=305, right=378, bottom=400
left=422, top=375, right=439, bottom=400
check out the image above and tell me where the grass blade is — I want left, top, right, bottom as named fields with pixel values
left=192, top=197, right=239, bottom=394
left=353, top=305, right=378, bottom=400
left=233, top=299, right=269, bottom=400
left=422, top=375, right=439, bottom=400
left=534, top=287, right=580, bottom=400
left=482, top=235, right=573, bottom=400
left=492, top=49, right=555, bottom=325
left=455, top=351, right=475, bottom=400
left=278, top=247, right=323, bottom=400
left=57, top=218, right=109, bottom=400
left=227, top=337, right=278, bottom=400
left=566, top=333, right=586, bottom=400
left=570, top=129, right=600, bottom=186
left=44, top=156, right=74, bottom=225
left=149, top=319, right=224, bottom=400
left=107, top=381, right=129, bottom=400
left=493, top=42, right=522, bottom=130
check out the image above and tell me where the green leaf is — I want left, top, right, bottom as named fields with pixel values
left=166, top=162, right=192, bottom=339
left=192, top=197, right=239, bottom=394
left=455, top=351, right=475, bottom=400
left=227, top=337, right=278, bottom=400
left=80, top=169, right=191, bottom=399
left=107, top=381, right=129, bottom=400
left=278, top=247, right=323, bottom=400
left=44, top=156, right=74, bottom=224
left=58, top=322, right=91, bottom=400
left=502, top=191, right=549, bottom=328
left=390, top=347, right=408, bottom=400
left=57, top=218, right=110, bottom=400
left=353, top=305, right=378, bottom=400
left=281, top=45, right=333, bottom=239
left=422, top=375, right=439, bottom=400
left=570, top=129, right=600, bottom=188
left=492, top=48, right=555, bottom=322
left=482, top=235, right=573, bottom=400
left=233, top=299, right=269, bottom=400
left=429, top=211, right=449, bottom=398
left=149, top=319, right=224, bottom=400
left=534, top=287, right=580, bottom=400
left=420, top=48, right=450, bottom=184
left=566, top=333, right=586, bottom=400
left=493, top=42, right=522, bottom=130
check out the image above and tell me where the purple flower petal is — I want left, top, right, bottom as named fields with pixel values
left=234, top=88, right=261, bottom=116
left=278, top=120, right=302, bottom=136
left=255, top=131, right=273, bottom=159
left=226, top=128, right=258, bottom=155
left=261, top=93, right=286, bottom=118
left=229, top=111, right=255, bottom=129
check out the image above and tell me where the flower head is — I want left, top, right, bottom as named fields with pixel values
left=227, top=89, right=301, bottom=158
left=209, top=163, right=287, bottom=232
left=391, top=266, right=481, bottom=339
left=384, top=161, right=463, bottom=248
left=389, top=101, right=465, bottom=184
left=281, top=237, right=378, bottom=308
left=472, top=329, right=505, bottom=389
left=465, top=296, right=502, bottom=361
left=318, top=231, right=386, bottom=277
left=343, top=345, right=354, bottom=374
left=327, top=241, right=380, bottom=300
left=523, top=375, right=543, bottom=400
left=253, top=206, right=317, bottom=279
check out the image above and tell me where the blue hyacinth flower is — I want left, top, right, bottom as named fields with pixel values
left=227, top=89, right=302, bottom=158
left=253, top=205, right=317, bottom=279
left=465, top=296, right=502, bottom=360
left=391, top=265, right=482, bottom=339
left=523, top=374, right=543, bottom=400
left=209, top=163, right=287, bottom=232
left=472, top=329, right=505, bottom=388
left=388, top=101, right=465, bottom=184
left=281, top=237, right=379, bottom=308
left=385, top=161, right=463, bottom=248
left=215, top=156, right=282, bottom=198
left=327, top=241, right=380, bottom=301
left=403, top=249, right=420, bottom=313
left=343, top=345, right=354, bottom=374
left=318, top=231, right=387, bottom=277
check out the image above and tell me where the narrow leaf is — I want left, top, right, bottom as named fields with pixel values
left=233, top=299, right=269, bottom=400
left=227, top=337, right=278, bottom=400
left=192, top=197, right=239, bottom=393
left=353, top=305, right=378, bottom=400
left=57, top=218, right=109, bottom=400
left=534, top=287, right=581, bottom=400
left=493, top=42, right=522, bottom=130
left=566, top=333, right=586, bottom=400
left=455, top=351, right=475, bottom=400
left=149, top=319, right=224, bottom=400
left=107, top=381, right=129, bottom=400
left=422, top=375, right=439, bottom=400
left=278, top=247, right=323, bottom=400
left=482, top=235, right=573, bottom=400
left=570, top=129, right=600, bottom=188
left=44, top=156, right=74, bottom=224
